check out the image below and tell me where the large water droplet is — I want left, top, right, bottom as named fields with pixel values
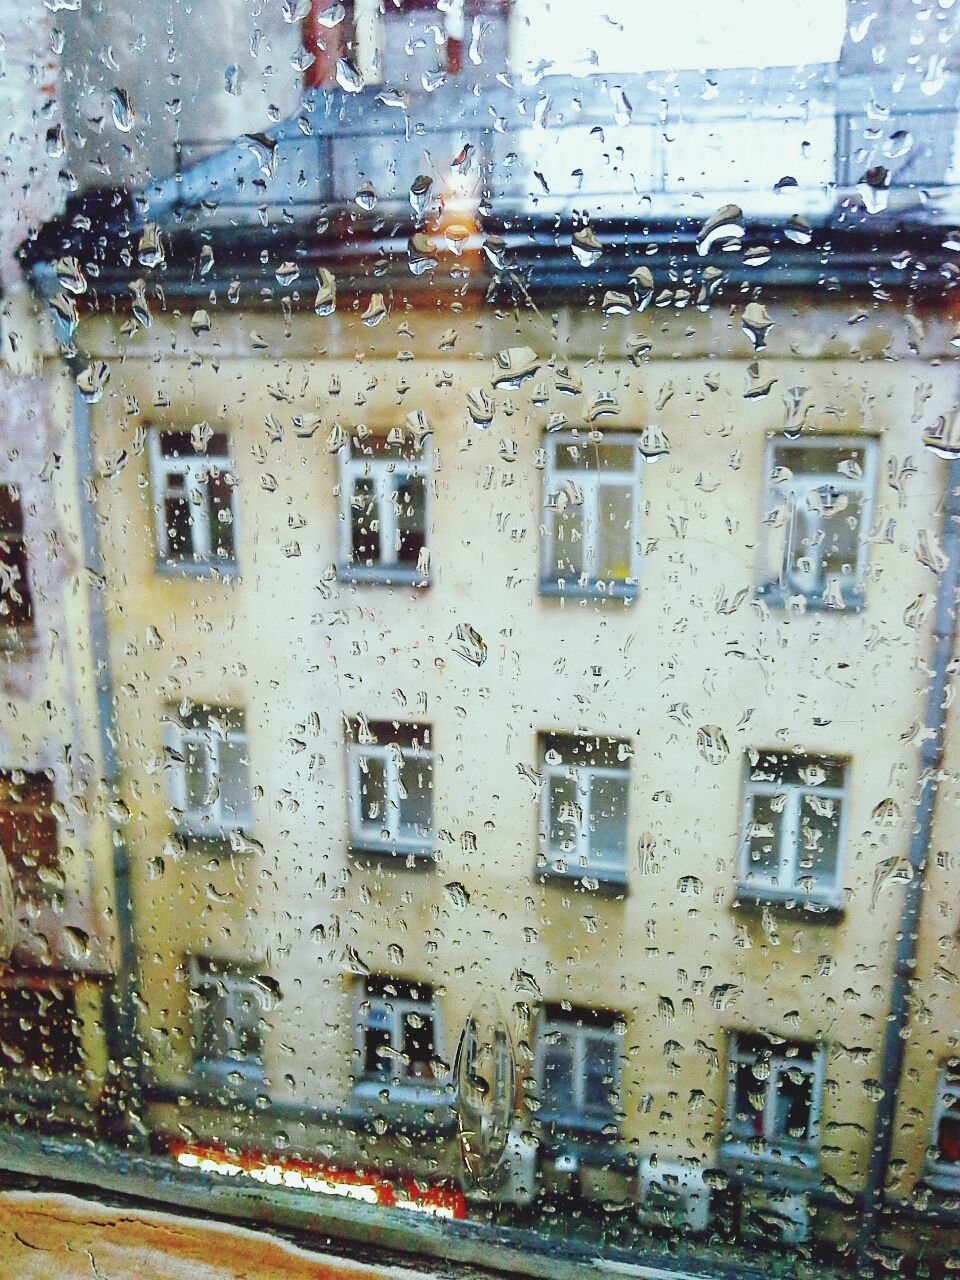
left=454, top=998, right=516, bottom=1186
left=571, top=226, right=602, bottom=267
left=410, top=175, right=433, bottom=219
left=697, top=725, right=729, bottom=765
left=109, top=87, right=135, bottom=133
left=336, top=58, right=364, bottom=93
left=696, top=204, right=744, bottom=256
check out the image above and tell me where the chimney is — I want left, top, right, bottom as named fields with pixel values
left=302, top=0, right=353, bottom=89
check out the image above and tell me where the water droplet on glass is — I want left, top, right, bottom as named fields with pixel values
left=55, top=256, right=87, bottom=295
left=314, top=268, right=336, bottom=316
left=454, top=998, right=516, bottom=1186
left=138, top=223, right=165, bottom=269
left=743, top=245, right=771, bottom=268
left=601, top=290, right=632, bottom=316
left=76, top=361, right=110, bottom=403
left=281, top=0, right=312, bottom=20
left=784, top=214, right=812, bottom=245
left=467, top=388, right=494, bottom=427
left=444, top=882, right=470, bottom=912
left=871, top=797, right=902, bottom=827
left=109, top=87, right=135, bottom=133
left=409, top=175, right=433, bottom=219
left=354, top=182, right=377, bottom=211
left=638, top=424, right=670, bottom=460
left=571, top=226, right=602, bottom=267
left=884, top=129, right=913, bottom=160
left=62, top=926, right=91, bottom=962
left=190, top=309, right=210, bottom=336
left=630, top=265, right=654, bottom=311
left=741, top=302, right=773, bottom=351
left=452, top=623, right=487, bottom=666
left=696, top=204, right=744, bottom=256
left=408, top=232, right=438, bottom=276
left=697, top=725, right=729, bottom=765
left=857, top=166, right=890, bottom=214
left=336, top=58, right=364, bottom=93
left=275, top=261, right=299, bottom=286
left=361, top=293, right=387, bottom=326
left=923, top=413, right=960, bottom=459
left=492, top=347, right=540, bottom=389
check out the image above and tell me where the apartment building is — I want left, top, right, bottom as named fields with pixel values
left=5, top=1, right=960, bottom=1274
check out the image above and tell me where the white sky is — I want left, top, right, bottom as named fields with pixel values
left=513, top=0, right=848, bottom=75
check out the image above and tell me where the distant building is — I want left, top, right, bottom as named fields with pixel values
left=6, top=0, right=960, bottom=1273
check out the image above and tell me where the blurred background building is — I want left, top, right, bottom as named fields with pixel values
left=2, top=0, right=960, bottom=1275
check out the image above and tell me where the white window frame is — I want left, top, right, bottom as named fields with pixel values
left=188, top=956, right=264, bottom=1084
left=758, top=435, right=878, bottom=610
left=148, top=429, right=238, bottom=573
left=164, top=708, right=252, bottom=839
left=534, top=1011, right=622, bottom=1130
left=724, top=1033, right=824, bottom=1165
left=738, top=754, right=847, bottom=908
left=352, top=980, right=443, bottom=1104
left=346, top=731, right=433, bottom=859
left=540, top=431, right=643, bottom=598
left=337, top=438, right=430, bottom=585
left=539, top=739, right=629, bottom=882
left=925, top=1067, right=960, bottom=1188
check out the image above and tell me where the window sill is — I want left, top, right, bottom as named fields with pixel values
left=155, top=559, right=240, bottom=582
left=538, top=865, right=628, bottom=896
left=348, top=842, right=434, bottom=868
left=538, top=579, right=638, bottom=602
left=732, top=885, right=844, bottom=920
left=757, top=582, right=865, bottom=614
left=336, top=565, right=429, bottom=588
left=174, top=829, right=258, bottom=853
left=718, top=1141, right=820, bottom=1188
left=921, top=1165, right=960, bottom=1195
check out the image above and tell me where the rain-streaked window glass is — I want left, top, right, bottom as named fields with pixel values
left=759, top=437, right=878, bottom=609
left=5, top=0, right=960, bottom=1274
left=188, top=956, right=265, bottom=1088
left=541, top=433, right=643, bottom=597
left=354, top=977, right=442, bottom=1097
left=539, top=734, right=630, bottom=884
left=346, top=720, right=433, bottom=860
left=163, top=705, right=251, bottom=840
left=338, top=434, right=429, bottom=584
left=739, top=752, right=847, bottom=908
left=148, top=430, right=237, bottom=571
left=725, top=1033, right=823, bottom=1161
left=534, top=1005, right=622, bottom=1132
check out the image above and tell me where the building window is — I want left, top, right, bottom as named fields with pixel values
left=534, top=1005, right=621, bottom=1132
left=0, top=771, right=60, bottom=900
left=724, top=1033, right=823, bottom=1165
left=0, top=485, right=34, bottom=640
left=541, top=432, right=643, bottom=599
left=346, top=720, right=433, bottom=859
left=354, top=977, right=440, bottom=1094
left=738, top=752, right=846, bottom=909
left=338, top=434, right=429, bottom=585
left=538, top=734, right=630, bottom=884
left=758, top=436, right=877, bottom=609
left=926, top=1064, right=960, bottom=1184
left=163, top=705, right=252, bottom=840
left=189, top=957, right=265, bottom=1084
left=0, top=979, right=82, bottom=1082
left=149, top=430, right=237, bottom=572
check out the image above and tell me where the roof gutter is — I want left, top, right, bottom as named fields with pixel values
left=855, top=452, right=960, bottom=1272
